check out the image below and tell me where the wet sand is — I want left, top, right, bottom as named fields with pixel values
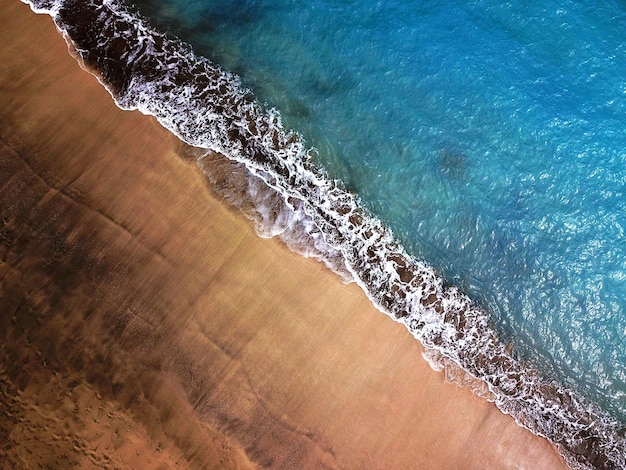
left=0, top=1, right=569, bottom=468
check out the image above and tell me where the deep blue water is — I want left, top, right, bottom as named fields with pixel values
left=131, top=0, right=626, bottom=422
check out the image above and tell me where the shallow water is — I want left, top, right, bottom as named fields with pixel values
left=25, top=0, right=626, bottom=467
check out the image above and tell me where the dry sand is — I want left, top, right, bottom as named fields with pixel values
left=0, top=1, right=569, bottom=468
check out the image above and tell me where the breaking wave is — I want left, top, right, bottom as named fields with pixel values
left=24, top=0, right=626, bottom=467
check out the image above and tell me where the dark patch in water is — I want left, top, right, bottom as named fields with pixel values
left=437, top=147, right=467, bottom=179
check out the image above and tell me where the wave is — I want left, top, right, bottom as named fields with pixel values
left=23, top=0, right=626, bottom=467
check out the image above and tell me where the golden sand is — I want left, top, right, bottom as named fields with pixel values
left=0, top=1, right=568, bottom=468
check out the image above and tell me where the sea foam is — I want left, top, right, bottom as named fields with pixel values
left=23, top=0, right=626, bottom=467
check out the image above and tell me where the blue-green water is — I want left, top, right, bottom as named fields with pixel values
left=28, top=0, right=626, bottom=465
left=135, top=0, right=626, bottom=422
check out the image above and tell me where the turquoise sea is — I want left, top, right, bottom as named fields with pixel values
left=27, top=0, right=626, bottom=467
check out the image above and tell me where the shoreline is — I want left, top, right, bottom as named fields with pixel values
left=1, top=1, right=568, bottom=468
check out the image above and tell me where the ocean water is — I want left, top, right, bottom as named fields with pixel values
left=25, top=0, right=626, bottom=468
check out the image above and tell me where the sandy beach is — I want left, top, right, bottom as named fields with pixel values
left=0, top=1, right=569, bottom=468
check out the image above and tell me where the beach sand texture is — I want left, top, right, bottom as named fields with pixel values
left=0, top=1, right=568, bottom=468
